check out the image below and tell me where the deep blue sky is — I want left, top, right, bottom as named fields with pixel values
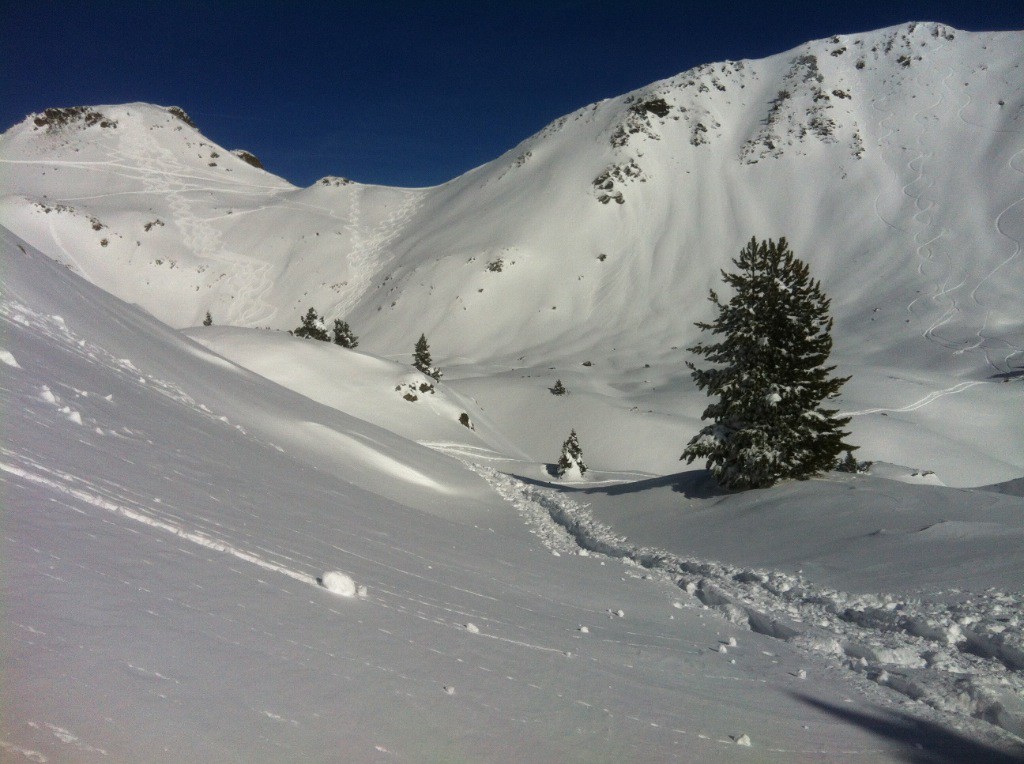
left=4, top=2, right=1019, bottom=187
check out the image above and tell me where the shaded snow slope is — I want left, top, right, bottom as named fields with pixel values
left=11, top=232, right=1024, bottom=761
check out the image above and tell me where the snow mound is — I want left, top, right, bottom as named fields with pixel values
left=320, top=571, right=358, bottom=597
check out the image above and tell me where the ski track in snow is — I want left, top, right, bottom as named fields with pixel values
left=338, top=186, right=425, bottom=314
left=0, top=301, right=250, bottom=432
left=840, top=379, right=986, bottom=417
left=891, top=54, right=1024, bottom=374
left=867, top=43, right=1022, bottom=376
left=0, top=455, right=319, bottom=588
left=459, top=460, right=1024, bottom=743
left=42, top=209, right=90, bottom=278
left=977, top=145, right=1024, bottom=369
left=0, top=303, right=594, bottom=658
left=2, top=397, right=901, bottom=758
left=265, top=184, right=425, bottom=315
left=0, top=739, right=48, bottom=763
left=869, top=94, right=904, bottom=234
left=107, top=125, right=282, bottom=326
left=903, top=67, right=963, bottom=352
left=1, top=456, right=836, bottom=756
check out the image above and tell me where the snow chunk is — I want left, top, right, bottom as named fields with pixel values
left=464, top=623, right=480, bottom=634
left=320, top=571, right=358, bottom=597
left=735, top=734, right=752, bottom=746
left=0, top=348, right=19, bottom=368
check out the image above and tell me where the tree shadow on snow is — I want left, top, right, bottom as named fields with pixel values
left=989, top=369, right=1024, bottom=382
left=790, top=692, right=1023, bottom=763
left=523, top=469, right=728, bottom=499
left=581, top=469, right=730, bottom=499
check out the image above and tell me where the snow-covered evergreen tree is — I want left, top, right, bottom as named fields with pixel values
left=413, top=334, right=442, bottom=381
left=551, top=379, right=567, bottom=395
left=202, top=311, right=212, bottom=327
left=681, top=237, right=853, bottom=489
left=556, top=429, right=587, bottom=478
left=294, top=307, right=330, bottom=341
left=332, top=319, right=358, bottom=348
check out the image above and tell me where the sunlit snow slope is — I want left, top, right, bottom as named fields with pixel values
left=1, top=22, right=1021, bottom=485
left=2, top=21, right=1024, bottom=761
left=8, top=228, right=1023, bottom=761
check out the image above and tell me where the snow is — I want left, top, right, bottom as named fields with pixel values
left=1, top=22, right=1023, bottom=763
left=320, top=571, right=359, bottom=597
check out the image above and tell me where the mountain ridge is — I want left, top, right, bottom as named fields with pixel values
left=1, top=22, right=1021, bottom=485
left=1, top=23, right=1018, bottom=372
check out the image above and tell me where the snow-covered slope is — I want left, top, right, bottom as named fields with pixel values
left=3, top=228, right=1023, bottom=760
left=1, top=23, right=1021, bottom=485
left=2, top=21, right=1024, bottom=760
left=2, top=24, right=1020, bottom=371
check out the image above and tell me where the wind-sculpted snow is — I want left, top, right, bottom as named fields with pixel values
left=0, top=457, right=321, bottom=588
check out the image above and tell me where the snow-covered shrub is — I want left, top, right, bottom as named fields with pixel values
left=837, top=451, right=872, bottom=474
left=294, top=307, right=329, bottom=341
left=396, top=379, right=435, bottom=402
left=332, top=319, right=358, bottom=348
left=556, top=429, right=587, bottom=479
left=551, top=380, right=567, bottom=395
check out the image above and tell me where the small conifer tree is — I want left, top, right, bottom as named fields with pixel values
left=294, top=307, right=330, bottom=341
left=413, top=334, right=442, bottom=381
left=203, top=311, right=212, bottom=327
left=837, top=450, right=859, bottom=473
left=332, top=319, right=359, bottom=348
left=551, top=379, right=567, bottom=395
left=681, top=237, right=853, bottom=489
left=556, top=429, right=587, bottom=478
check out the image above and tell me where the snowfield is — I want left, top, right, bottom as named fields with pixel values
left=2, top=21, right=1023, bottom=763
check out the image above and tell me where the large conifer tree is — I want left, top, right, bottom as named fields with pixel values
left=681, top=237, right=853, bottom=489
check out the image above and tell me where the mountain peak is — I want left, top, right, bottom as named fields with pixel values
left=0, top=27, right=1020, bottom=377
